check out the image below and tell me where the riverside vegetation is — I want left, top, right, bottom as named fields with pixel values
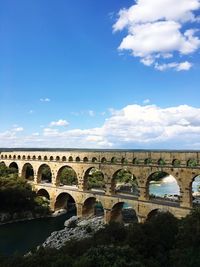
left=0, top=163, right=50, bottom=224
left=1, top=210, right=200, bottom=267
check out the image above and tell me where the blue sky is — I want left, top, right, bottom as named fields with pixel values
left=0, top=0, right=200, bottom=149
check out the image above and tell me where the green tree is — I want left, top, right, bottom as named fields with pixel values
left=87, top=168, right=105, bottom=189
left=60, top=168, right=77, bottom=185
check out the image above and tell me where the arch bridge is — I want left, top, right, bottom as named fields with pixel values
left=1, top=149, right=200, bottom=223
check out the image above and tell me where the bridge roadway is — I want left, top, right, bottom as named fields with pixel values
left=1, top=149, right=200, bottom=222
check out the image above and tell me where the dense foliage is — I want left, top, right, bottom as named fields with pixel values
left=60, top=167, right=77, bottom=186
left=0, top=164, right=50, bottom=216
left=1, top=210, right=200, bottom=267
left=87, top=168, right=105, bottom=189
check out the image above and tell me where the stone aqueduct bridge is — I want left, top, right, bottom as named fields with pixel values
left=1, top=149, right=200, bottom=223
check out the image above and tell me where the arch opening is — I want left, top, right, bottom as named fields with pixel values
left=92, top=157, right=97, bottom=163
left=191, top=175, right=200, bottom=206
left=101, top=157, right=107, bottom=163
left=37, top=164, right=52, bottom=184
left=9, top=162, right=19, bottom=174
left=54, top=193, right=77, bottom=215
left=82, top=197, right=104, bottom=217
left=148, top=172, right=180, bottom=203
left=37, top=188, right=50, bottom=200
left=83, top=157, right=88, bottom=162
left=22, top=163, right=34, bottom=181
left=56, top=166, right=78, bottom=187
left=147, top=209, right=162, bottom=221
left=76, top=157, right=80, bottom=162
left=0, top=161, right=6, bottom=167
left=111, top=169, right=138, bottom=196
left=110, top=202, right=138, bottom=224
left=68, top=156, right=73, bottom=162
left=84, top=167, right=105, bottom=192
left=187, top=159, right=198, bottom=167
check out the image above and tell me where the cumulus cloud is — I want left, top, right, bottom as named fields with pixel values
left=50, top=119, right=69, bottom=127
left=1, top=104, right=200, bottom=148
left=113, top=0, right=200, bottom=70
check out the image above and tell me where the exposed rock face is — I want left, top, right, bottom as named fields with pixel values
left=42, top=216, right=105, bottom=249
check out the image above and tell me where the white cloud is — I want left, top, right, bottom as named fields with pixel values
left=13, top=127, right=24, bottom=132
left=40, top=98, right=50, bottom=102
left=1, top=104, right=200, bottom=148
left=50, top=119, right=69, bottom=127
left=155, top=61, right=192, bottom=71
left=113, top=0, right=200, bottom=71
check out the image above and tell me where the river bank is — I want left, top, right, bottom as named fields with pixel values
left=0, top=210, right=52, bottom=226
left=42, top=215, right=105, bottom=249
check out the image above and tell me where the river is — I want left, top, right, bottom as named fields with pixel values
left=0, top=212, right=74, bottom=256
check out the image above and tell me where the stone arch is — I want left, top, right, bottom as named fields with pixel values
left=27, top=155, right=31, bottom=160
left=9, top=155, right=12, bottom=159
left=54, top=192, right=77, bottom=213
left=62, top=156, right=66, bottom=161
left=44, top=156, right=48, bottom=161
left=187, top=159, right=198, bottom=167
left=13, top=155, right=16, bottom=159
left=17, top=155, right=21, bottom=160
left=83, top=157, right=89, bottom=163
left=37, top=188, right=50, bottom=200
left=50, top=156, right=54, bottom=161
left=76, top=156, right=80, bottom=162
left=37, top=164, right=52, bottom=184
left=109, top=202, right=138, bottom=224
left=82, top=197, right=104, bottom=217
left=132, top=158, right=139, bottom=165
left=22, top=155, right=26, bottom=160
left=82, top=197, right=96, bottom=217
left=21, top=163, right=34, bottom=180
left=83, top=167, right=105, bottom=191
left=147, top=171, right=180, bottom=204
left=190, top=174, right=200, bottom=207
left=101, top=157, right=107, bottom=163
left=32, top=155, right=36, bottom=160
left=0, top=161, right=6, bottom=167
left=56, top=156, right=60, bottom=161
left=146, top=209, right=163, bottom=221
left=5, top=155, right=7, bottom=159
left=172, top=159, right=181, bottom=167
left=158, top=158, right=166, bottom=166
left=0, top=155, right=3, bottom=159
left=144, top=158, right=152, bottom=165
left=68, top=156, right=73, bottom=162
left=111, top=157, right=117, bottom=164
left=121, top=158, right=128, bottom=164
left=111, top=169, right=138, bottom=196
left=92, top=157, right=97, bottom=163
left=56, top=165, right=78, bottom=186
left=38, top=155, right=42, bottom=160
left=9, top=162, right=19, bottom=174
